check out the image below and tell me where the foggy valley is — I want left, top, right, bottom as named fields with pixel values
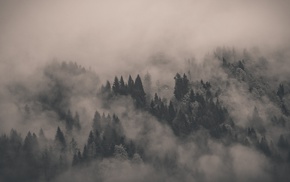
left=0, top=0, right=290, bottom=182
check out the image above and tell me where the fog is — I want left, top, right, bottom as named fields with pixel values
left=1, top=0, right=290, bottom=182
left=1, top=0, right=290, bottom=79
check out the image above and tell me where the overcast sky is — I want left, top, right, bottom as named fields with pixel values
left=0, top=0, right=290, bottom=77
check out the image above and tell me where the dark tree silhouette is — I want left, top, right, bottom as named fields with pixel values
left=127, top=75, right=134, bottom=94
left=92, top=110, right=102, bottom=133
left=55, top=127, right=66, bottom=152
left=112, top=76, right=120, bottom=94
left=174, top=73, right=183, bottom=100
left=133, top=75, right=146, bottom=108
left=168, top=101, right=176, bottom=124
left=119, top=76, right=127, bottom=95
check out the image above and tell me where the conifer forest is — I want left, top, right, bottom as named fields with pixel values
left=1, top=1, right=290, bottom=182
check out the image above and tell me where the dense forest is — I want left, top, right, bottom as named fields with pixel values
left=0, top=49, right=290, bottom=182
left=1, top=0, right=290, bottom=181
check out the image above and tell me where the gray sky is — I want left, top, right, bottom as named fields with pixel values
left=0, top=0, right=290, bottom=76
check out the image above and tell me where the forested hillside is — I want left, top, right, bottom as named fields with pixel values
left=0, top=49, right=290, bottom=182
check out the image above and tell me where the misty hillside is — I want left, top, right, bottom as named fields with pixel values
left=1, top=0, right=290, bottom=182
left=0, top=49, right=290, bottom=182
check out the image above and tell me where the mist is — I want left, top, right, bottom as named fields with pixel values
left=1, top=0, right=290, bottom=78
left=1, top=0, right=290, bottom=182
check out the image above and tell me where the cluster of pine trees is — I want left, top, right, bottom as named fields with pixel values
left=73, top=111, right=142, bottom=165
left=0, top=128, right=69, bottom=181
left=1, top=60, right=290, bottom=181
left=100, top=74, right=146, bottom=108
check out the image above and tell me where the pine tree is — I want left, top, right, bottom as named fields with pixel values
left=9, top=129, right=23, bottom=156
left=174, top=73, right=183, bottom=100
left=250, top=107, right=265, bottom=133
left=128, top=75, right=134, bottom=95
left=92, top=110, right=101, bottom=133
left=112, top=76, right=120, bottom=94
left=133, top=75, right=146, bottom=108
left=182, top=73, right=189, bottom=96
left=23, top=132, right=34, bottom=154
left=82, top=145, right=88, bottom=161
left=69, top=138, right=78, bottom=155
left=101, top=81, right=112, bottom=99
left=126, top=140, right=136, bottom=158
left=189, top=89, right=195, bottom=102
left=55, top=127, right=66, bottom=152
left=259, top=137, right=271, bottom=156
left=41, top=148, right=53, bottom=179
left=132, top=153, right=143, bottom=164
left=134, top=75, right=145, bottom=93
left=95, top=134, right=103, bottom=158
left=175, top=111, right=190, bottom=136
left=103, top=81, right=111, bottom=93
left=114, top=144, right=128, bottom=161
left=119, top=76, right=127, bottom=95
left=168, top=101, right=176, bottom=124
left=88, top=141, right=96, bottom=159
left=154, top=93, right=159, bottom=104
left=87, top=131, right=94, bottom=146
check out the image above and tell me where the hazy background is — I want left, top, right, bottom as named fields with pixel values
left=0, top=0, right=290, bottom=140
left=0, top=0, right=290, bottom=81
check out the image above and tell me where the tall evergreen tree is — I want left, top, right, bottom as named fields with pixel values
left=173, top=111, right=190, bottom=136
left=69, top=138, right=78, bottom=155
left=182, top=73, right=189, bottom=95
left=55, top=127, right=66, bottom=152
left=82, top=145, right=88, bottom=162
left=88, top=141, right=96, bottom=159
left=100, top=80, right=112, bottom=100
left=189, top=89, right=195, bottom=102
left=114, top=144, right=128, bottom=161
left=112, top=76, right=120, bottom=94
left=103, top=81, right=111, bottom=93
left=174, top=73, right=183, bottom=100
left=93, top=110, right=101, bottom=133
left=119, top=76, right=127, bottom=95
left=168, top=101, right=176, bottom=124
left=23, top=132, right=38, bottom=155
left=133, top=75, right=146, bottom=108
left=87, top=131, right=94, bottom=146
left=127, top=75, right=134, bottom=94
